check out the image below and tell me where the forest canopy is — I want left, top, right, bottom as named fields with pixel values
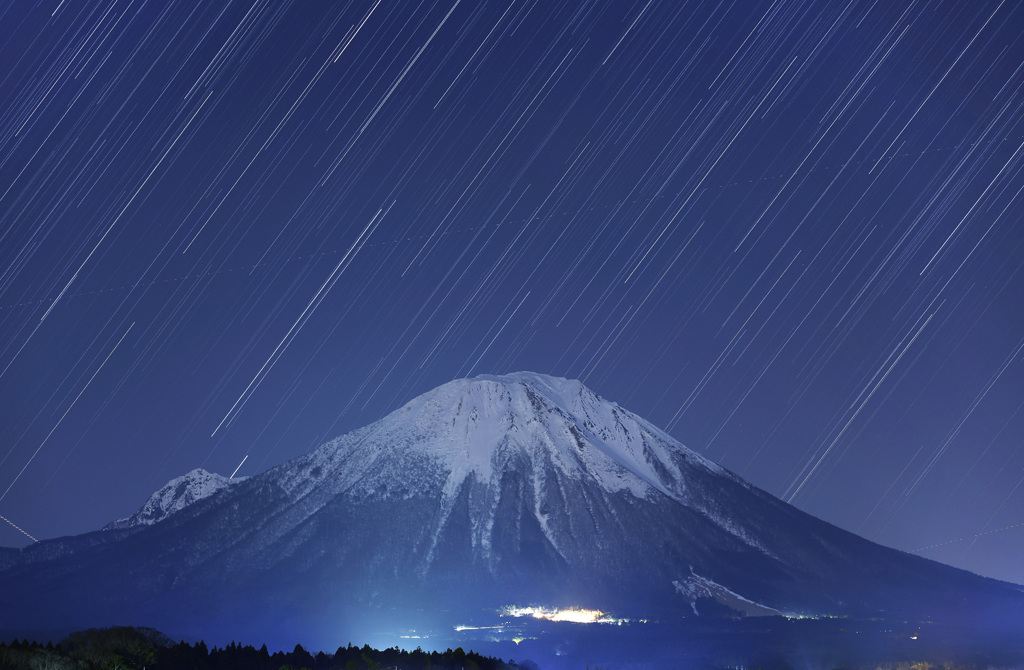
left=0, top=626, right=530, bottom=670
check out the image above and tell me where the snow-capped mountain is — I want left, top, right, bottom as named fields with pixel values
left=103, top=468, right=241, bottom=530
left=1, top=372, right=1022, bottom=655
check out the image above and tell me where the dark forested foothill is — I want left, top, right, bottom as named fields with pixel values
left=0, top=627, right=528, bottom=670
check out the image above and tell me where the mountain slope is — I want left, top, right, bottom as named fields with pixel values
left=1, top=372, right=1021, bottom=651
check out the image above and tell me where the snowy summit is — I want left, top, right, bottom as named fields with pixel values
left=105, top=468, right=241, bottom=530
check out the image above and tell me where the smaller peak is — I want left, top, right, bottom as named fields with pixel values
left=104, top=467, right=240, bottom=530
left=162, top=467, right=236, bottom=490
left=178, top=467, right=214, bottom=480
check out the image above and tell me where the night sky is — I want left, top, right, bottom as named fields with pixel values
left=1, top=0, right=1022, bottom=586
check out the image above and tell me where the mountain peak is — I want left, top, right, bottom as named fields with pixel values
left=357, top=372, right=718, bottom=499
left=472, top=370, right=585, bottom=396
left=104, top=467, right=241, bottom=530
left=6, top=372, right=1024, bottom=662
left=266, top=371, right=740, bottom=573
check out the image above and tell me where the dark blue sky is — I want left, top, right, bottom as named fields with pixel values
left=1, top=0, right=1022, bottom=585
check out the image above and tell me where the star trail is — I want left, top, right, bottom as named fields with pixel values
left=0, top=0, right=1022, bottom=586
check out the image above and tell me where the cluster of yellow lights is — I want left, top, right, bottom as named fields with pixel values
left=502, top=606, right=609, bottom=624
